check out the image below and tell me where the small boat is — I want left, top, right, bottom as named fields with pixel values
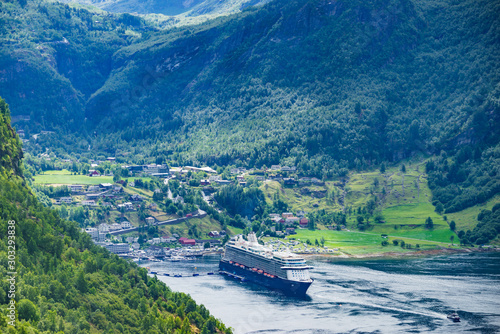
left=447, top=312, right=460, bottom=322
left=207, top=272, right=214, bottom=275
left=174, top=274, right=182, bottom=277
left=192, top=273, right=199, bottom=277
left=163, top=273, right=170, bottom=276
left=150, top=271, right=157, bottom=275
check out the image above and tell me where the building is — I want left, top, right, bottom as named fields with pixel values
left=200, top=179, right=211, bottom=186
left=173, top=195, right=184, bottom=204
left=146, top=217, right=156, bottom=225
left=285, top=217, right=300, bottom=225
left=282, top=212, right=294, bottom=218
left=85, top=227, right=99, bottom=239
left=299, top=218, right=309, bottom=227
left=106, top=157, right=116, bottom=162
left=82, top=200, right=97, bottom=206
left=130, top=194, right=143, bottom=201
left=271, top=165, right=281, bottom=170
left=209, top=175, right=221, bottom=181
left=98, top=224, right=110, bottom=233
left=121, top=221, right=132, bottom=229
left=100, top=183, right=113, bottom=189
left=105, top=243, right=129, bottom=254
left=88, top=185, right=100, bottom=192
left=69, top=184, right=84, bottom=192
left=184, top=166, right=217, bottom=174
left=89, top=170, right=101, bottom=177
left=285, top=227, right=296, bottom=235
left=109, top=223, right=122, bottom=231
left=179, top=238, right=196, bottom=246
left=208, top=231, right=220, bottom=238
left=60, top=197, right=72, bottom=204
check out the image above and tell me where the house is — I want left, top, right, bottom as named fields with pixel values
left=130, top=194, right=143, bottom=201
left=131, top=243, right=140, bottom=250
left=106, top=157, right=116, bottom=162
left=98, top=224, right=110, bottom=233
left=215, top=180, right=231, bottom=185
left=126, top=236, right=139, bottom=243
left=282, top=212, right=294, bottom=218
left=60, top=197, right=72, bottom=204
left=237, top=175, right=245, bottom=180
left=209, top=175, right=221, bottom=181
left=105, top=243, right=129, bottom=254
left=69, top=184, right=84, bottom=192
left=84, top=228, right=99, bottom=239
left=81, top=200, right=97, bottom=206
left=311, top=177, right=324, bottom=185
left=269, top=213, right=280, bottom=219
left=179, top=238, right=196, bottom=246
left=113, top=186, right=123, bottom=193
left=271, top=165, right=281, bottom=170
left=299, top=218, right=310, bottom=227
left=285, top=227, right=296, bottom=235
left=284, top=178, right=296, bottom=185
left=88, top=170, right=101, bottom=177
left=148, top=203, right=158, bottom=211
left=100, top=183, right=113, bottom=190
left=184, top=166, right=217, bottom=174
left=172, top=233, right=180, bottom=239
left=200, top=179, right=211, bottom=186
left=147, top=238, right=162, bottom=245
left=117, top=202, right=134, bottom=211
left=109, top=223, right=122, bottom=231
left=285, top=217, right=300, bottom=225
left=208, top=231, right=220, bottom=238
left=88, top=185, right=100, bottom=192
left=239, top=181, right=247, bottom=187
left=145, top=217, right=156, bottom=225
left=121, top=221, right=132, bottom=229
left=281, top=166, right=292, bottom=172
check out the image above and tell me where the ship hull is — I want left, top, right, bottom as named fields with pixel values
left=219, top=259, right=312, bottom=296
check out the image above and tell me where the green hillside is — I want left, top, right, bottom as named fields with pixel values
left=0, top=97, right=231, bottom=333
left=0, top=0, right=499, bottom=244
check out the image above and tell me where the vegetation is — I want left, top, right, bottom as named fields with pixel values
left=0, top=97, right=231, bottom=333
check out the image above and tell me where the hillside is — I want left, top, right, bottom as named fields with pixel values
left=1, top=0, right=499, bottom=226
left=57, top=0, right=267, bottom=16
left=0, top=97, right=231, bottom=332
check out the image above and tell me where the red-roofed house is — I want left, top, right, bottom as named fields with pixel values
left=300, top=218, right=309, bottom=227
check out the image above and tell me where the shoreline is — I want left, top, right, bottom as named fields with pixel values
left=301, top=246, right=499, bottom=260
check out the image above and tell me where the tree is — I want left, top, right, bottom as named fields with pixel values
left=204, top=242, right=211, bottom=249
left=18, top=299, right=39, bottom=322
left=392, top=239, right=399, bottom=246
left=380, top=163, right=386, bottom=174
left=449, top=220, right=456, bottom=231
left=400, top=164, right=406, bottom=173
left=400, top=240, right=406, bottom=248
left=76, top=270, right=88, bottom=293
left=435, top=202, right=444, bottom=214
left=450, top=235, right=455, bottom=245
left=425, top=217, right=434, bottom=229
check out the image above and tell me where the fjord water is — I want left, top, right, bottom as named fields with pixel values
left=148, top=253, right=500, bottom=333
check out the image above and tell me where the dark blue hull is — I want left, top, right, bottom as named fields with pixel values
left=219, top=260, right=312, bottom=296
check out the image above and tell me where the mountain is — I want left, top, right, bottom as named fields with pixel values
left=0, top=96, right=231, bottom=332
left=57, top=0, right=270, bottom=21
left=1, top=0, right=499, bottom=213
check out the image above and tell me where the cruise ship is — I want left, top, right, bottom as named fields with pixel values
left=219, top=233, right=313, bottom=295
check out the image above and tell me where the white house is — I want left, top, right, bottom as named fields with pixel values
left=121, top=221, right=132, bottom=229
left=69, top=185, right=84, bottom=192
left=60, top=197, right=72, bottom=204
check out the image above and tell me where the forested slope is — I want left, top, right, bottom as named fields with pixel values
left=0, top=97, right=230, bottom=332
left=1, top=0, right=499, bottom=215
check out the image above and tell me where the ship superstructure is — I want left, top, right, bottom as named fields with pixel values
left=219, top=233, right=313, bottom=295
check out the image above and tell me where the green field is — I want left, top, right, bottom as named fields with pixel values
left=33, top=169, right=152, bottom=185
left=290, top=229, right=455, bottom=256
left=446, top=195, right=500, bottom=232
